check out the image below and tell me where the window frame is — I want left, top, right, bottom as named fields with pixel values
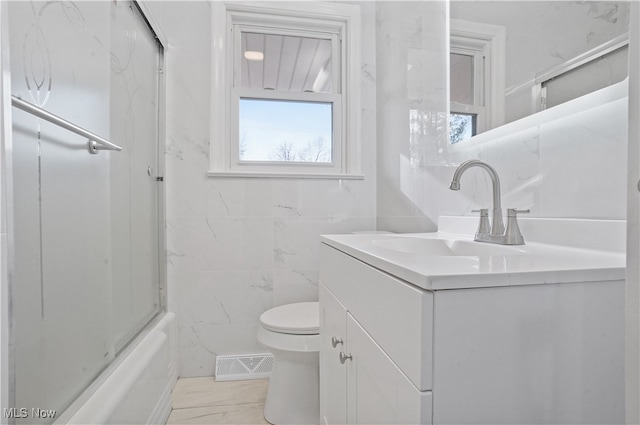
left=231, top=25, right=341, bottom=172
left=209, top=1, right=362, bottom=179
left=449, top=19, right=506, bottom=143
left=450, top=45, right=487, bottom=135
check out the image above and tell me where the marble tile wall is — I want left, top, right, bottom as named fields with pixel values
left=376, top=1, right=449, bottom=233
left=150, top=0, right=629, bottom=377
left=148, top=1, right=376, bottom=377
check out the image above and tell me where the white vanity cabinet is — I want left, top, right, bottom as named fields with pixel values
left=319, top=238, right=625, bottom=425
left=320, top=283, right=432, bottom=425
left=319, top=244, right=434, bottom=425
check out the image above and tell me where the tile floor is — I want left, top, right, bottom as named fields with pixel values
left=167, top=377, right=271, bottom=425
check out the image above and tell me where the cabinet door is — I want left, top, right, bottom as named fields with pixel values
left=346, top=314, right=432, bottom=425
left=319, top=283, right=348, bottom=425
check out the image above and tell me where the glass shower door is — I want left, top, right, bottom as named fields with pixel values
left=8, top=1, right=163, bottom=421
left=108, top=0, right=163, bottom=353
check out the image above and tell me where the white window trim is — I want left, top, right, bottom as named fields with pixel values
left=209, top=1, right=362, bottom=179
left=450, top=19, right=506, bottom=132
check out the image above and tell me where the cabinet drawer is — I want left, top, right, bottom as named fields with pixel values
left=320, top=243, right=433, bottom=390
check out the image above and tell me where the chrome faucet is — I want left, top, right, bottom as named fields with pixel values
left=450, top=160, right=505, bottom=235
left=449, top=159, right=528, bottom=245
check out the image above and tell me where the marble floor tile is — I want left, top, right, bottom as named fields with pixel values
left=166, top=403, right=269, bottom=425
left=169, top=377, right=270, bottom=425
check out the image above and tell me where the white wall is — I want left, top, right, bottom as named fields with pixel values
left=148, top=1, right=377, bottom=377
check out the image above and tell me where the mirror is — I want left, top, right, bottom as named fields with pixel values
left=449, top=1, right=630, bottom=143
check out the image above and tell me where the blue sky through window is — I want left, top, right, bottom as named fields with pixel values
left=239, top=99, right=333, bottom=162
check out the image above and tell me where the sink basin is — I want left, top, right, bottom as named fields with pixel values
left=372, top=237, right=526, bottom=257
left=320, top=217, right=626, bottom=291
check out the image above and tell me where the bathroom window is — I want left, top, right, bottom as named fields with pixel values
left=449, top=20, right=505, bottom=144
left=209, top=2, right=362, bottom=178
left=449, top=48, right=484, bottom=143
left=235, top=30, right=337, bottom=164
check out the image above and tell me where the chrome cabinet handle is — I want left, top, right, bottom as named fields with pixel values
left=331, top=337, right=343, bottom=348
left=339, top=352, right=352, bottom=364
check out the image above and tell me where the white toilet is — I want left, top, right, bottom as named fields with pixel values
left=257, top=302, right=320, bottom=425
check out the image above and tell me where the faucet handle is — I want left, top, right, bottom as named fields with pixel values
left=472, top=208, right=490, bottom=236
left=504, top=208, right=529, bottom=245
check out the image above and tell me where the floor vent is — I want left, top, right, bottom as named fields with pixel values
left=214, top=353, right=274, bottom=381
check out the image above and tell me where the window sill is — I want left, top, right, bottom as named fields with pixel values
left=207, top=170, right=365, bottom=180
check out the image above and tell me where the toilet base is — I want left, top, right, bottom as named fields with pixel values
left=263, top=347, right=319, bottom=425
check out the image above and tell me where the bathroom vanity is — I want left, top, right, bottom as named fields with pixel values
left=318, top=217, right=625, bottom=424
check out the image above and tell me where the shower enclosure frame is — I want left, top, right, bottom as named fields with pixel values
left=0, top=0, right=169, bottom=421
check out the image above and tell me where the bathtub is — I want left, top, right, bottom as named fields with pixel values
left=65, top=312, right=178, bottom=425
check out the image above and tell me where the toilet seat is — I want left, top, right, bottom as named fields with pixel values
left=257, top=326, right=320, bottom=352
left=259, top=302, right=319, bottom=335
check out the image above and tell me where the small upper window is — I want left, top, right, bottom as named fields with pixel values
left=449, top=48, right=484, bottom=143
left=210, top=2, right=362, bottom=178
left=449, top=19, right=506, bottom=144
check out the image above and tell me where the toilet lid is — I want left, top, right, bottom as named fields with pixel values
left=260, top=302, right=319, bottom=335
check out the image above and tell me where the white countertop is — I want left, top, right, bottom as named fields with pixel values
left=321, top=221, right=626, bottom=291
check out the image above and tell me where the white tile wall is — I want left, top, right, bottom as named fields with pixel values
left=151, top=0, right=629, bottom=377
left=537, top=97, right=628, bottom=219
left=149, top=1, right=377, bottom=377
left=376, top=0, right=449, bottom=233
